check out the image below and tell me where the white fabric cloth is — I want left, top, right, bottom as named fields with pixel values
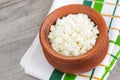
left=20, top=0, right=120, bottom=80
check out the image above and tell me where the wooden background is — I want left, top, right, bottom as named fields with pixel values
left=0, top=0, right=120, bottom=80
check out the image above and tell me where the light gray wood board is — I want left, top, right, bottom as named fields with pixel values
left=0, top=0, right=120, bottom=80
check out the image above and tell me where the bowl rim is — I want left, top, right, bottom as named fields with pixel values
left=39, top=4, right=108, bottom=61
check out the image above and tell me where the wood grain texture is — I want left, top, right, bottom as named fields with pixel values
left=0, top=0, right=52, bottom=80
left=0, top=0, right=119, bottom=80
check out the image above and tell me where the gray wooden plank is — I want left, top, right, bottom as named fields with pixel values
left=0, top=0, right=52, bottom=80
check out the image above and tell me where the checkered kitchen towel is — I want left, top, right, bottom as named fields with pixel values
left=20, top=0, right=120, bottom=80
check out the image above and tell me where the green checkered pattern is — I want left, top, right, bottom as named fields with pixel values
left=49, top=0, right=120, bottom=80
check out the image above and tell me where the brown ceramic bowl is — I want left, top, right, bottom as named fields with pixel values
left=40, top=4, right=109, bottom=73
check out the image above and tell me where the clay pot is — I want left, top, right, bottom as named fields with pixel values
left=39, top=4, right=109, bottom=73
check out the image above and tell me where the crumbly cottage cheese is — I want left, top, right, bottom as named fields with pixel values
left=48, top=14, right=99, bottom=56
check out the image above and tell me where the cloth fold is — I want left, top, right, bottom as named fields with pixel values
left=20, top=0, right=120, bottom=80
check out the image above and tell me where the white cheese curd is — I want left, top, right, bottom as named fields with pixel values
left=48, top=14, right=99, bottom=56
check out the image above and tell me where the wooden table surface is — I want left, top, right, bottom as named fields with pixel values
left=0, top=0, right=120, bottom=80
